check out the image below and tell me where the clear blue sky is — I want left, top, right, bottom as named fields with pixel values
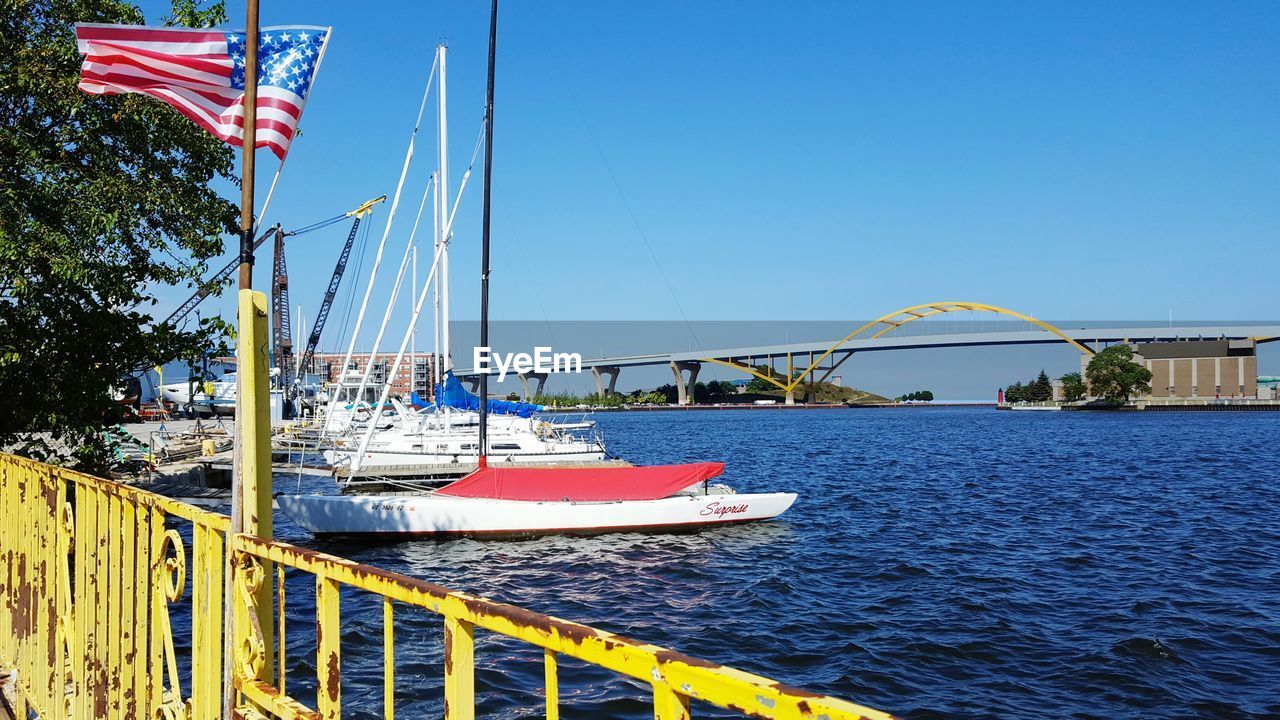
left=139, top=1, right=1278, bottom=357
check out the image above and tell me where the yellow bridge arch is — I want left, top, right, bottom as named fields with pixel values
left=702, top=301, right=1095, bottom=395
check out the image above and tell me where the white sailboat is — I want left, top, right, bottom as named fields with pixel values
left=277, top=464, right=797, bottom=538
left=277, top=10, right=795, bottom=538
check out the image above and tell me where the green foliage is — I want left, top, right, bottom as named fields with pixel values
left=1085, top=345, right=1152, bottom=403
left=1029, top=370, right=1053, bottom=401
left=896, top=390, right=934, bottom=402
left=0, top=0, right=238, bottom=471
left=744, top=365, right=780, bottom=393
left=532, top=390, right=668, bottom=408
left=702, top=380, right=737, bottom=399
left=1060, top=372, right=1086, bottom=402
left=1004, top=370, right=1054, bottom=403
left=653, top=384, right=678, bottom=404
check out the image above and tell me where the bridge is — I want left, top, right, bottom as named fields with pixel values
left=456, top=302, right=1280, bottom=404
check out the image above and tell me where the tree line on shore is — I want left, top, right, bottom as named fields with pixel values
left=514, top=380, right=744, bottom=408
left=1004, top=345, right=1152, bottom=404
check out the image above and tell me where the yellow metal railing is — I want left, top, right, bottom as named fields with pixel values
left=0, top=452, right=894, bottom=720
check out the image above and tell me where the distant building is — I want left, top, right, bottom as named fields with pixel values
left=311, top=352, right=438, bottom=400
left=1082, top=340, right=1258, bottom=399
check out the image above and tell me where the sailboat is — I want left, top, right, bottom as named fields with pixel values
left=276, top=0, right=796, bottom=538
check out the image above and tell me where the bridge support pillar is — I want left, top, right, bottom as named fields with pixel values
left=785, top=388, right=796, bottom=405
left=591, top=366, right=620, bottom=397
left=670, top=361, right=701, bottom=405
left=517, top=371, right=548, bottom=401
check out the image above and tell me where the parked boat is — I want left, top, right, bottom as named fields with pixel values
left=324, top=412, right=606, bottom=471
left=160, top=373, right=237, bottom=415
left=278, top=462, right=796, bottom=538
left=160, top=368, right=323, bottom=417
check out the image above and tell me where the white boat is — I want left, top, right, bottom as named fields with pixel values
left=162, top=368, right=323, bottom=416
left=318, top=370, right=398, bottom=434
left=323, top=411, right=606, bottom=471
left=278, top=462, right=796, bottom=538
left=160, top=373, right=237, bottom=415
left=324, top=369, right=605, bottom=472
left=277, top=489, right=797, bottom=538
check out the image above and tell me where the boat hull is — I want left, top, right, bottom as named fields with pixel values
left=276, top=491, right=797, bottom=539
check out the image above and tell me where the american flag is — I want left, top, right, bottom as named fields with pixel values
left=75, top=23, right=330, bottom=160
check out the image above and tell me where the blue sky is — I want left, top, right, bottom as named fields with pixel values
left=136, top=1, right=1278, bottom=381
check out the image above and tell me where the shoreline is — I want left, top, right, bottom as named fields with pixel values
left=542, top=402, right=997, bottom=412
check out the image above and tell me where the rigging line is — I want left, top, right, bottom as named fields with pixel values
left=498, top=197, right=557, bottom=350
left=288, top=214, right=348, bottom=236
left=438, top=120, right=487, bottom=248
left=570, top=102, right=702, bottom=350
left=468, top=114, right=487, bottom=168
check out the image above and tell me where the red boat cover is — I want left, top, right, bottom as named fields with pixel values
left=436, top=462, right=725, bottom=502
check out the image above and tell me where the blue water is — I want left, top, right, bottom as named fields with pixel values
left=263, top=408, right=1280, bottom=719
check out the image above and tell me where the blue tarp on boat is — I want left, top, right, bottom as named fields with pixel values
left=434, top=371, right=543, bottom=418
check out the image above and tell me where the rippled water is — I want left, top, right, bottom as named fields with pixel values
left=258, top=408, right=1280, bottom=719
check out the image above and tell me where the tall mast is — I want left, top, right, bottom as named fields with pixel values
left=432, top=173, right=441, bottom=391
left=478, top=0, right=498, bottom=465
left=437, top=44, right=451, bottom=374
left=410, top=243, right=416, bottom=394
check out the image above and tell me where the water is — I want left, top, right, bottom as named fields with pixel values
left=262, top=408, right=1279, bottom=719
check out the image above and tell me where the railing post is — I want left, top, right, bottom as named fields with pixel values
left=316, top=576, right=341, bottom=720
left=544, top=649, right=559, bottom=720
left=234, top=288, right=276, bottom=677
left=443, top=616, right=474, bottom=720
left=653, top=682, right=691, bottom=720
left=384, top=598, right=394, bottom=720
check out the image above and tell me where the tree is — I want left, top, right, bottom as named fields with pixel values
left=1006, top=382, right=1025, bottom=403
left=654, top=384, right=678, bottom=404
left=1060, top=372, right=1086, bottom=402
left=1, top=0, right=238, bottom=471
left=1028, top=370, right=1053, bottom=402
left=1085, top=345, right=1152, bottom=403
left=703, top=380, right=736, bottom=399
left=745, top=364, right=782, bottom=393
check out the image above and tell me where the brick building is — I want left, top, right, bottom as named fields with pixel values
left=311, top=352, right=438, bottom=400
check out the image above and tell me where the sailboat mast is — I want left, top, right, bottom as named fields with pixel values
left=432, top=173, right=441, bottom=392
left=478, top=0, right=498, bottom=465
left=437, top=44, right=451, bottom=375
left=410, top=244, right=416, bottom=393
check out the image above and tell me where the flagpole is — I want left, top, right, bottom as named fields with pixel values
left=228, top=0, right=263, bottom=714
left=237, top=12, right=259, bottom=292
